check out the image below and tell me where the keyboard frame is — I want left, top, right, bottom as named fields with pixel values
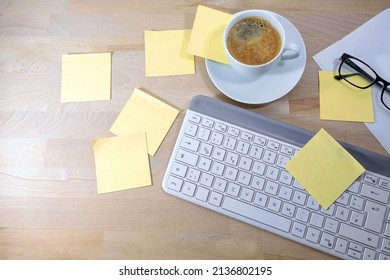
left=162, top=95, right=390, bottom=259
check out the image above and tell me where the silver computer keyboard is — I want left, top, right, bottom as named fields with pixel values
left=162, top=95, right=390, bottom=260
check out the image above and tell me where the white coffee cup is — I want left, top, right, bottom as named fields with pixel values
left=224, top=10, right=300, bottom=76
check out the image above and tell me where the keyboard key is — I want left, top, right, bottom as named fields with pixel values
left=265, top=166, right=279, bottom=180
left=210, top=131, right=224, bottom=145
left=240, top=131, right=253, bottom=141
left=253, top=135, right=266, bottom=146
left=339, top=224, right=379, bottom=248
left=267, top=140, right=280, bottom=151
left=364, top=201, right=386, bottom=233
left=222, top=196, right=291, bottom=232
left=237, top=171, right=251, bottom=185
left=249, top=146, right=263, bottom=159
left=181, top=135, right=200, bottom=151
left=197, top=127, right=211, bottom=141
left=279, top=170, right=292, bottom=185
left=209, top=191, right=223, bottom=207
left=251, top=176, right=265, bottom=191
left=347, top=249, right=361, bottom=259
left=350, top=211, right=365, bottom=227
left=195, top=186, right=210, bottom=201
left=227, top=126, right=240, bottom=137
left=291, top=222, right=306, bottom=238
left=279, top=186, right=293, bottom=200
left=335, top=206, right=350, bottom=221
left=215, top=123, right=227, bottom=133
left=254, top=192, right=268, bottom=207
left=189, top=114, right=201, bottom=123
left=335, top=238, right=348, bottom=254
left=296, top=207, right=310, bottom=222
left=184, top=123, right=198, bottom=136
left=306, top=227, right=320, bottom=243
left=292, top=191, right=307, bottom=206
left=268, top=197, right=282, bottom=212
left=320, top=232, right=335, bottom=249
left=201, top=118, right=214, bottom=128
left=171, top=162, right=188, bottom=177
left=226, top=151, right=239, bottom=165
left=350, top=195, right=364, bottom=210
left=223, top=136, right=237, bottom=150
left=199, top=142, right=212, bottom=156
left=227, top=182, right=241, bottom=197
left=224, top=166, right=238, bottom=181
left=238, top=156, right=252, bottom=171
left=213, top=178, right=227, bottom=192
left=166, top=176, right=183, bottom=192
left=310, top=213, right=324, bottom=228
left=176, top=149, right=198, bottom=166
left=265, top=181, right=279, bottom=195
left=262, top=150, right=276, bottom=164
left=280, top=144, right=294, bottom=156
left=211, top=162, right=224, bottom=176
left=324, top=218, right=339, bottom=233
left=198, top=157, right=212, bottom=171
left=363, top=248, right=376, bottom=260
left=361, top=183, right=389, bottom=204
left=379, top=178, right=390, bottom=189
left=381, top=238, right=390, bottom=255
left=200, top=173, right=214, bottom=187
left=187, top=168, right=201, bottom=182
left=240, top=187, right=254, bottom=202
left=281, top=202, right=296, bottom=217
left=252, top=161, right=266, bottom=175
left=211, top=147, right=226, bottom=161
left=182, top=182, right=196, bottom=196
left=364, top=173, right=378, bottom=184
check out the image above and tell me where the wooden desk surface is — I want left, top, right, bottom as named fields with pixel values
left=1, top=0, right=389, bottom=260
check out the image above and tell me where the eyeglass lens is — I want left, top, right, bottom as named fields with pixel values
left=340, top=57, right=390, bottom=110
left=339, top=57, right=376, bottom=88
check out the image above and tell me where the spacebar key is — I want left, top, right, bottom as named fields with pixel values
left=222, top=197, right=291, bottom=232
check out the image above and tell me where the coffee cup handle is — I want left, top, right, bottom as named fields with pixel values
left=281, top=43, right=300, bottom=60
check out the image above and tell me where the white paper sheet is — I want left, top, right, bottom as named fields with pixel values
left=313, top=8, right=390, bottom=154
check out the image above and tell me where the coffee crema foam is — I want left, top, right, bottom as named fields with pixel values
left=227, top=17, right=282, bottom=65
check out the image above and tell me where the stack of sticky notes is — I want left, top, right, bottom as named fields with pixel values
left=285, top=128, right=365, bottom=209
left=92, top=88, right=179, bottom=194
left=144, top=5, right=233, bottom=77
left=318, top=71, right=374, bottom=122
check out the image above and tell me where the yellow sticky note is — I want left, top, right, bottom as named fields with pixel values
left=61, top=53, right=112, bottom=102
left=187, top=5, right=233, bottom=64
left=92, top=133, right=151, bottom=194
left=319, top=71, right=374, bottom=122
left=110, top=88, right=179, bottom=156
left=285, top=129, right=365, bottom=209
left=144, top=30, right=195, bottom=77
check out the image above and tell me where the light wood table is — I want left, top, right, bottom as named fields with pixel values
left=1, top=0, right=389, bottom=259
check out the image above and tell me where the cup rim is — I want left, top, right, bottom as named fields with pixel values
left=224, top=10, right=285, bottom=68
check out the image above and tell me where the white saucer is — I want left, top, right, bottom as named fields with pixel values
left=205, top=12, right=307, bottom=104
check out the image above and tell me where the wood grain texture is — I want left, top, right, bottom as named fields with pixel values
left=1, top=0, right=389, bottom=260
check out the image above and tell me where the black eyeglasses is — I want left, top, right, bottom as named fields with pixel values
left=334, top=53, right=390, bottom=111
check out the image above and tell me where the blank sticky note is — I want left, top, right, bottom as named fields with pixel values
left=319, top=71, right=374, bottom=122
left=187, top=5, right=233, bottom=64
left=61, top=53, right=112, bottom=102
left=144, top=30, right=195, bottom=77
left=285, top=129, right=365, bottom=209
left=92, top=133, right=151, bottom=194
left=110, top=88, right=179, bottom=156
